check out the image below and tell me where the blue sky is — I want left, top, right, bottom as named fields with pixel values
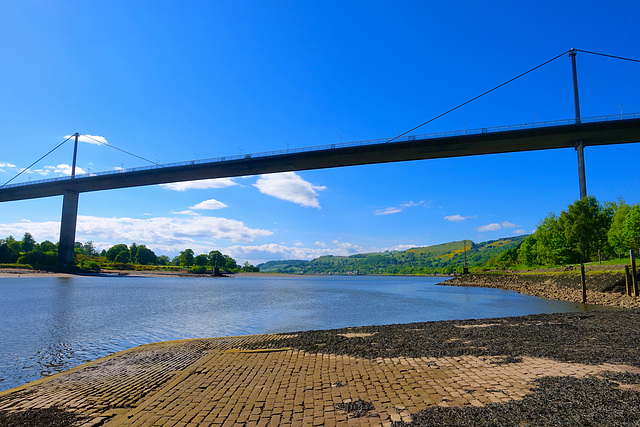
left=1, top=1, right=639, bottom=264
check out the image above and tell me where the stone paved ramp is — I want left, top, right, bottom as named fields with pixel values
left=1, top=333, right=639, bottom=426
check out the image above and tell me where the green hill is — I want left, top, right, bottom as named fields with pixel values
left=257, top=235, right=528, bottom=275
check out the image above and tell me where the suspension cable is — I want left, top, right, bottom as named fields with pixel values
left=80, top=134, right=161, bottom=167
left=576, top=49, right=640, bottom=64
left=385, top=49, right=572, bottom=143
left=0, top=135, right=75, bottom=188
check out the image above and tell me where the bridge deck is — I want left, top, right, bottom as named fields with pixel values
left=1, top=118, right=639, bottom=202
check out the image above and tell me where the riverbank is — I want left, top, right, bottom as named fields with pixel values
left=1, top=309, right=640, bottom=426
left=445, top=269, right=640, bottom=308
left=0, top=268, right=306, bottom=278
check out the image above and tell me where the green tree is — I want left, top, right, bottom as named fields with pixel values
left=157, top=255, right=170, bottom=266
left=179, top=249, right=195, bottom=267
left=129, top=243, right=139, bottom=264
left=39, top=240, right=57, bottom=253
left=240, top=261, right=260, bottom=272
left=135, top=245, right=157, bottom=265
left=517, top=235, right=538, bottom=266
left=208, top=250, right=225, bottom=268
left=21, top=232, right=36, bottom=252
left=0, top=236, right=21, bottom=263
left=496, top=248, right=518, bottom=268
left=623, top=204, right=640, bottom=252
left=106, top=244, right=129, bottom=262
left=608, top=199, right=631, bottom=258
left=559, top=196, right=611, bottom=262
left=223, top=255, right=237, bottom=270
left=535, top=213, right=570, bottom=265
left=114, top=250, right=130, bottom=263
left=83, top=241, right=98, bottom=256
left=194, top=254, right=209, bottom=266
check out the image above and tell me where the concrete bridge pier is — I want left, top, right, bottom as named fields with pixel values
left=57, top=190, right=79, bottom=268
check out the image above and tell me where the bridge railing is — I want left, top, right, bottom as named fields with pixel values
left=3, top=112, right=639, bottom=190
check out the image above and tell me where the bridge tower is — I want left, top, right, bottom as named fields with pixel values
left=570, top=48, right=587, bottom=199
left=57, top=133, right=80, bottom=268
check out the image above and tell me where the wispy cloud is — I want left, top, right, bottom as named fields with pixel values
left=0, top=162, right=17, bottom=169
left=444, top=214, right=477, bottom=222
left=477, top=220, right=521, bottom=232
left=64, top=134, right=108, bottom=145
left=374, top=207, right=402, bottom=216
left=189, top=199, right=228, bottom=210
left=172, top=210, right=200, bottom=215
left=374, top=200, right=424, bottom=216
left=253, top=172, right=326, bottom=208
left=160, top=178, right=238, bottom=191
left=400, top=201, right=424, bottom=208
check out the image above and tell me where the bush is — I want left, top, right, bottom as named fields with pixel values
left=189, top=265, right=207, bottom=274
left=79, top=261, right=101, bottom=272
left=109, top=262, right=135, bottom=270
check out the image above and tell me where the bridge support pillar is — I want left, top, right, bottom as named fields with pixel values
left=576, top=141, right=587, bottom=199
left=57, top=190, right=79, bottom=269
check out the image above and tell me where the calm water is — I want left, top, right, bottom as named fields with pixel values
left=0, top=274, right=594, bottom=391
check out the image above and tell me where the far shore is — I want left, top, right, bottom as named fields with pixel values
left=0, top=269, right=317, bottom=279
left=3, top=267, right=637, bottom=309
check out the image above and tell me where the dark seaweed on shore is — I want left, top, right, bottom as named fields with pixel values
left=246, top=309, right=640, bottom=366
left=0, top=406, right=84, bottom=427
left=392, top=376, right=640, bottom=427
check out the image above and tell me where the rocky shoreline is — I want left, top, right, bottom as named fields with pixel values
left=444, top=271, right=640, bottom=308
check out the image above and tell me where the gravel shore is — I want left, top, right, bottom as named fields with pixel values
left=445, top=271, right=640, bottom=308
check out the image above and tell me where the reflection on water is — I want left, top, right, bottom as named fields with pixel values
left=0, top=275, right=594, bottom=391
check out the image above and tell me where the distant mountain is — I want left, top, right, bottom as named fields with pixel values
left=257, top=235, right=528, bottom=275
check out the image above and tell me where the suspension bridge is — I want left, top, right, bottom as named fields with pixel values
left=1, top=48, right=639, bottom=268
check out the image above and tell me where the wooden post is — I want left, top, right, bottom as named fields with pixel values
left=631, top=250, right=638, bottom=297
left=580, top=263, right=587, bottom=303
left=626, top=265, right=632, bottom=296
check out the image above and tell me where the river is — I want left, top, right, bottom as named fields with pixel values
left=0, top=274, right=594, bottom=391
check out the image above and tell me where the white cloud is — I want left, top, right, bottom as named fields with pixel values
left=32, top=164, right=87, bottom=177
left=478, top=223, right=502, bottom=232
left=159, top=178, right=238, bottom=191
left=172, top=210, right=200, bottom=215
left=513, top=229, right=527, bottom=234
left=477, top=220, right=521, bottom=233
left=444, top=214, right=477, bottom=222
left=0, top=162, right=16, bottom=168
left=0, top=215, right=273, bottom=255
left=189, top=199, right=228, bottom=210
left=374, top=200, right=425, bottom=216
left=64, top=134, right=108, bottom=145
left=0, top=219, right=60, bottom=243
left=253, top=172, right=326, bottom=208
left=400, top=201, right=424, bottom=208
left=374, top=207, right=402, bottom=216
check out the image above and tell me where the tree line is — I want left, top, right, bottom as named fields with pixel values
left=0, top=235, right=259, bottom=273
left=510, top=196, right=640, bottom=267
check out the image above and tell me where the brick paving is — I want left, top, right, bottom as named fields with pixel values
left=1, top=333, right=639, bottom=426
